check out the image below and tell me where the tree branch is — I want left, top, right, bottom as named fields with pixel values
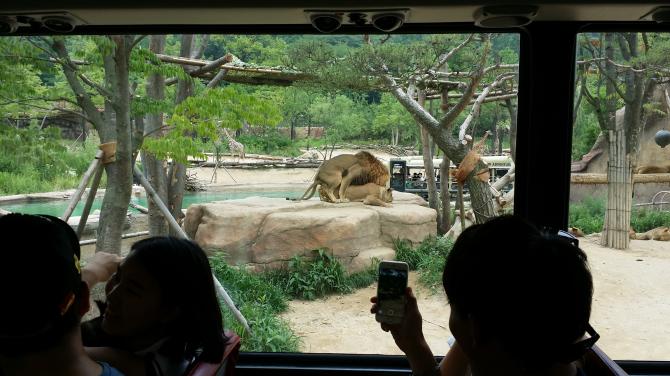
left=0, top=95, right=92, bottom=123
left=431, top=34, right=475, bottom=73
left=439, top=34, right=492, bottom=129
left=50, top=38, right=106, bottom=129
left=458, top=73, right=516, bottom=143
left=130, top=35, right=148, bottom=51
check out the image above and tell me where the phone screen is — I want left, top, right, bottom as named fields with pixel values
left=378, top=267, right=408, bottom=300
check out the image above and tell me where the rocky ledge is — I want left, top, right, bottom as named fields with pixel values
left=183, top=192, right=436, bottom=273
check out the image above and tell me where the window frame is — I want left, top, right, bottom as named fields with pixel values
left=4, top=18, right=670, bottom=374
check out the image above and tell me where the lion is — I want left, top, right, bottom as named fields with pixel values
left=298, top=151, right=389, bottom=203
left=318, top=183, right=393, bottom=207
left=568, top=227, right=585, bottom=237
left=630, top=226, right=670, bottom=241
left=636, top=163, right=670, bottom=174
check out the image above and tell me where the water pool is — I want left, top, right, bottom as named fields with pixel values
left=2, top=189, right=305, bottom=217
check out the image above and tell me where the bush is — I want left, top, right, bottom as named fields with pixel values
left=0, top=126, right=100, bottom=194
left=569, top=196, right=670, bottom=234
left=260, top=249, right=379, bottom=300
left=237, top=129, right=302, bottom=156
left=630, top=209, right=670, bottom=232
left=394, top=236, right=454, bottom=292
left=568, top=196, right=605, bottom=234
left=285, top=249, right=351, bottom=300
left=209, top=255, right=300, bottom=352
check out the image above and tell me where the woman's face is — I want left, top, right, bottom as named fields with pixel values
left=102, top=254, right=171, bottom=340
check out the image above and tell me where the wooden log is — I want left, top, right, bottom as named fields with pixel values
left=61, top=150, right=104, bottom=222
left=129, top=202, right=149, bottom=214
left=571, top=173, right=670, bottom=184
left=76, top=164, right=104, bottom=238
left=79, top=231, right=149, bottom=245
left=197, top=161, right=320, bottom=168
left=132, top=166, right=252, bottom=335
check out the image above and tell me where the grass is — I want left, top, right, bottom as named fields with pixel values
left=569, top=196, right=670, bottom=234
left=209, top=249, right=379, bottom=351
left=394, top=236, right=454, bottom=292
left=0, top=126, right=103, bottom=195
left=210, top=255, right=300, bottom=352
left=262, top=249, right=379, bottom=300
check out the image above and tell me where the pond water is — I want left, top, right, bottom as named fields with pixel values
left=2, top=189, right=304, bottom=217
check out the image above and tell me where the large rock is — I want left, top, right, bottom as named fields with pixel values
left=184, top=193, right=436, bottom=273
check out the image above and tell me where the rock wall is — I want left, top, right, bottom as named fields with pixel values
left=183, top=192, right=436, bottom=273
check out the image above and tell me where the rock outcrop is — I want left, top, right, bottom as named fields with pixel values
left=184, top=191, right=436, bottom=273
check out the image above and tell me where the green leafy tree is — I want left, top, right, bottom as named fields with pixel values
left=372, top=93, right=416, bottom=145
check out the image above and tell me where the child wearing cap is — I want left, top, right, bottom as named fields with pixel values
left=0, top=213, right=124, bottom=376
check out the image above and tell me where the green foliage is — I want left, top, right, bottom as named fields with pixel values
left=285, top=249, right=351, bottom=300
left=346, top=258, right=380, bottom=290
left=143, top=86, right=283, bottom=163
left=308, top=94, right=372, bottom=143
left=568, top=196, right=606, bottom=234
left=0, top=126, right=98, bottom=194
left=394, top=236, right=454, bottom=292
left=209, top=255, right=300, bottom=352
left=569, top=197, right=670, bottom=234
left=263, top=250, right=379, bottom=300
left=237, top=129, right=302, bottom=156
left=571, top=107, right=601, bottom=160
left=630, top=209, right=670, bottom=233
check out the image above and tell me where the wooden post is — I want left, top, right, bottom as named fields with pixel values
left=61, top=150, right=104, bottom=222
left=132, top=166, right=252, bottom=335
left=76, top=164, right=104, bottom=238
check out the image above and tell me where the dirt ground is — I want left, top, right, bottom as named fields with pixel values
left=280, top=237, right=670, bottom=360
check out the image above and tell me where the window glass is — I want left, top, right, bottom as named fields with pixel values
left=571, top=32, right=670, bottom=360
left=0, top=33, right=518, bottom=353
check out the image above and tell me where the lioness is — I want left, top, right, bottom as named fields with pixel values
left=319, top=183, right=393, bottom=207
left=299, top=151, right=389, bottom=203
left=630, top=226, right=670, bottom=241
left=636, top=163, right=670, bottom=174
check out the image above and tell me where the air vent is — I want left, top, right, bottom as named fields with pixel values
left=473, top=5, right=539, bottom=28
left=0, top=12, right=87, bottom=34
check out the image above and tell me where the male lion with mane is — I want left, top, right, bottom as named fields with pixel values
left=298, top=151, right=389, bottom=203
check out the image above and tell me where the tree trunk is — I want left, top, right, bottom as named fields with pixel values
left=143, top=35, right=169, bottom=236
left=417, top=90, right=441, bottom=228
left=505, top=98, right=517, bottom=161
left=439, top=154, right=451, bottom=234
left=96, top=36, right=135, bottom=254
left=467, top=172, right=497, bottom=224
left=165, top=34, right=195, bottom=235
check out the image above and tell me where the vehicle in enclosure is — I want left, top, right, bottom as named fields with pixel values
left=2, top=0, right=670, bottom=375
left=390, top=155, right=513, bottom=201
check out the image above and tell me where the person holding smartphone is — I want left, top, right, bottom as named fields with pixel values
left=371, top=215, right=597, bottom=376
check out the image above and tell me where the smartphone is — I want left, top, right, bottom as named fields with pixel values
left=375, top=260, right=409, bottom=325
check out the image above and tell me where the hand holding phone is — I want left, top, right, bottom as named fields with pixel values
left=375, top=260, right=409, bottom=325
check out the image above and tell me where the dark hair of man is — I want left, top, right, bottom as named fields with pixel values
left=442, top=215, right=593, bottom=371
left=0, top=214, right=83, bottom=356
left=129, top=237, right=225, bottom=362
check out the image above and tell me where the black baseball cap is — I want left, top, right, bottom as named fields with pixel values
left=0, top=213, right=83, bottom=342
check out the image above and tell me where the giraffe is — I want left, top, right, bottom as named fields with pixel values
left=221, top=128, right=245, bottom=162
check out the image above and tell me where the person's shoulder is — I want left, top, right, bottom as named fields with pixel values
left=98, top=361, right=125, bottom=376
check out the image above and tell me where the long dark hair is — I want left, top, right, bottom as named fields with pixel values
left=130, top=236, right=224, bottom=362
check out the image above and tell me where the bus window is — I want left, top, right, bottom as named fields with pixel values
left=0, top=32, right=518, bottom=355
left=570, top=31, right=670, bottom=361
